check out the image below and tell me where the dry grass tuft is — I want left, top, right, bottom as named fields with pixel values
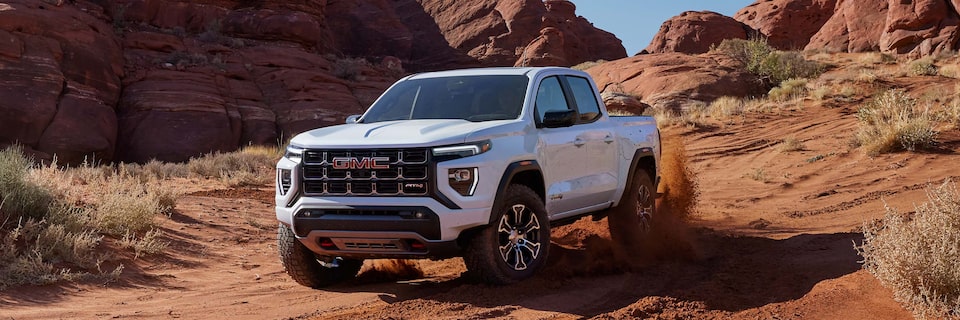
left=858, top=180, right=960, bottom=319
left=859, top=52, right=897, bottom=65
left=938, top=64, right=960, bottom=78
left=908, top=57, right=938, bottom=76
left=571, top=59, right=607, bottom=71
left=855, top=90, right=938, bottom=155
left=768, top=78, right=808, bottom=102
left=744, top=168, right=768, bottom=183
left=709, top=96, right=746, bottom=118
left=120, top=229, right=168, bottom=259
left=780, top=137, right=805, bottom=152
left=856, top=69, right=880, bottom=84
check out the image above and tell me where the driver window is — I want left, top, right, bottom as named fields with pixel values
left=535, top=76, right=571, bottom=122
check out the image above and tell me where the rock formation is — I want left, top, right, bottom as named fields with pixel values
left=735, top=0, right=837, bottom=50
left=0, top=0, right=624, bottom=163
left=0, top=1, right=122, bottom=164
left=586, top=53, right=764, bottom=112
left=879, top=0, right=960, bottom=57
left=644, top=11, right=752, bottom=55
left=805, top=0, right=889, bottom=53
left=415, top=0, right=626, bottom=67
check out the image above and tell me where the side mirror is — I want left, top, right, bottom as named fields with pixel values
left=345, top=115, right=361, bottom=124
left=542, top=109, right=577, bottom=128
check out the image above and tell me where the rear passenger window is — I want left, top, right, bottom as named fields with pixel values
left=566, top=76, right=601, bottom=123
left=535, top=76, right=571, bottom=123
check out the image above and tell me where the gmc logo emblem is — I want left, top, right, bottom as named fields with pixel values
left=332, top=157, right=390, bottom=170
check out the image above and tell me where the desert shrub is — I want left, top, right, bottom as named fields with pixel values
left=757, top=51, right=823, bottom=85
left=652, top=108, right=681, bottom=127
left=571, top=59, right=607, bottom=71
left=0, top=146, right=53, bottom=226
left=857, top=69, right=879, bottom=84
left=93, top=176, right=162, bottom=235
left=712, top=38, right=773, bottom=72
left=858, top=180, right=960, bottom=319
left=198, top=19, right=222, bottom=43
left=780, top=137, right=805, bottom=152
left=855, top=90, right=938, bottom=155
left=908, top=57, right=938, bottom=76
left=745, top=168, right=767, bottom=182
left=120, top=229, right=168, bottom=259
left=860, top=52, right=897, bottom=65
left=332, top=57, right=369, bottom=81
left=186, top=148, right=275, bottom=186
left=768, top=78, right=808, bottom=102
left=939, top=64, right=960, bottom=78
left=713, top=38, right=822, bottom=87
left=812, top=84, right=832, bottom=101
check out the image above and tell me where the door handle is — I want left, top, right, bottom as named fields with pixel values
left=604, top=135, right=614, bottom=144
left=574, top=138, right=585, bottom=147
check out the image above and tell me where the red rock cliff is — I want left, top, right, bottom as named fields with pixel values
left=0, top=0, right=625, bottom=163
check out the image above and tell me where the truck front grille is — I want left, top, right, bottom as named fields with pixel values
left=300, top=148, right=430, bottom=196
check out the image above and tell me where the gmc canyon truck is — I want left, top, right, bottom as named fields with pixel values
left=275, top=67, right=661, bottom=286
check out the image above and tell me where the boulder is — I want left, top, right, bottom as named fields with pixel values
left=806, top=0, right=888, bottom=52
left=735, top=0, right=837, bottom=50
left=415, top=0, right=626, bottom=67
left=879, top=0, right=960, bottom=57
left=644, top=11, right=752, bottom=55
left=587, top=53, right=764, bottom=112
left=602, top=92, right=651, bottom=116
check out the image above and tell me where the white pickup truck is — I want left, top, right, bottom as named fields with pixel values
left=275, top=67, right=661, bottom=286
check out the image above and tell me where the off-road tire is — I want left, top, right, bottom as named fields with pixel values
left=277, top=225, right=362, bottom=288
left=608, top=169, right=656, bottom=250
left=464, top=184, right=550, bottom=285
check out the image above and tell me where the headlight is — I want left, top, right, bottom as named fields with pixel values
left=284, top=145, right=304, bottom=162
left=432, top=140, right=492, bottom=161
left=277, top=169, right=293, bottom=195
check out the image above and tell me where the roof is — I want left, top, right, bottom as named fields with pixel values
left=405, top=67, right=581, bottom=80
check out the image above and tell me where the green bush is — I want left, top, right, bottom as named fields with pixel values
left=858, top=180, right=960, bottom=319
left=713, top=38, right=822, bottom=87
left=758, top=51, right=823, bottom=85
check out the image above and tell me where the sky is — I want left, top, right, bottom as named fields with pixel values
left=568, top=0, right=756, bottom=55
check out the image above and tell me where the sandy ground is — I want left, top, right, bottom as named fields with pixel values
left=3, top=86, right=957, bottom=318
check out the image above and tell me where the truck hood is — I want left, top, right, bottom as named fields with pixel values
left=289, top=119, right=510, bottom=148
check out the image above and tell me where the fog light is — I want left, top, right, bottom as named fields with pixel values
left=278, top=169, right=292, bottom=195
left=448, top=168, right=478, bottom=196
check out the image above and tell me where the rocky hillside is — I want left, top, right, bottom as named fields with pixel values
left=590, top=0, right=960, bottom=113
left=0, top=0, right=625, bottom=163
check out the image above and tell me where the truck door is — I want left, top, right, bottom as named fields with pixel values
left=535, top=75, right=619, bottom=217
left=565, top=75, right=619, bottom=204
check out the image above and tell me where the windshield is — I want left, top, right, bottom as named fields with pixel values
left=360, top=75, right=529, bottom=123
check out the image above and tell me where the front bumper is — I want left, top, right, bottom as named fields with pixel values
left=276, top=196, right=491, bottom=259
